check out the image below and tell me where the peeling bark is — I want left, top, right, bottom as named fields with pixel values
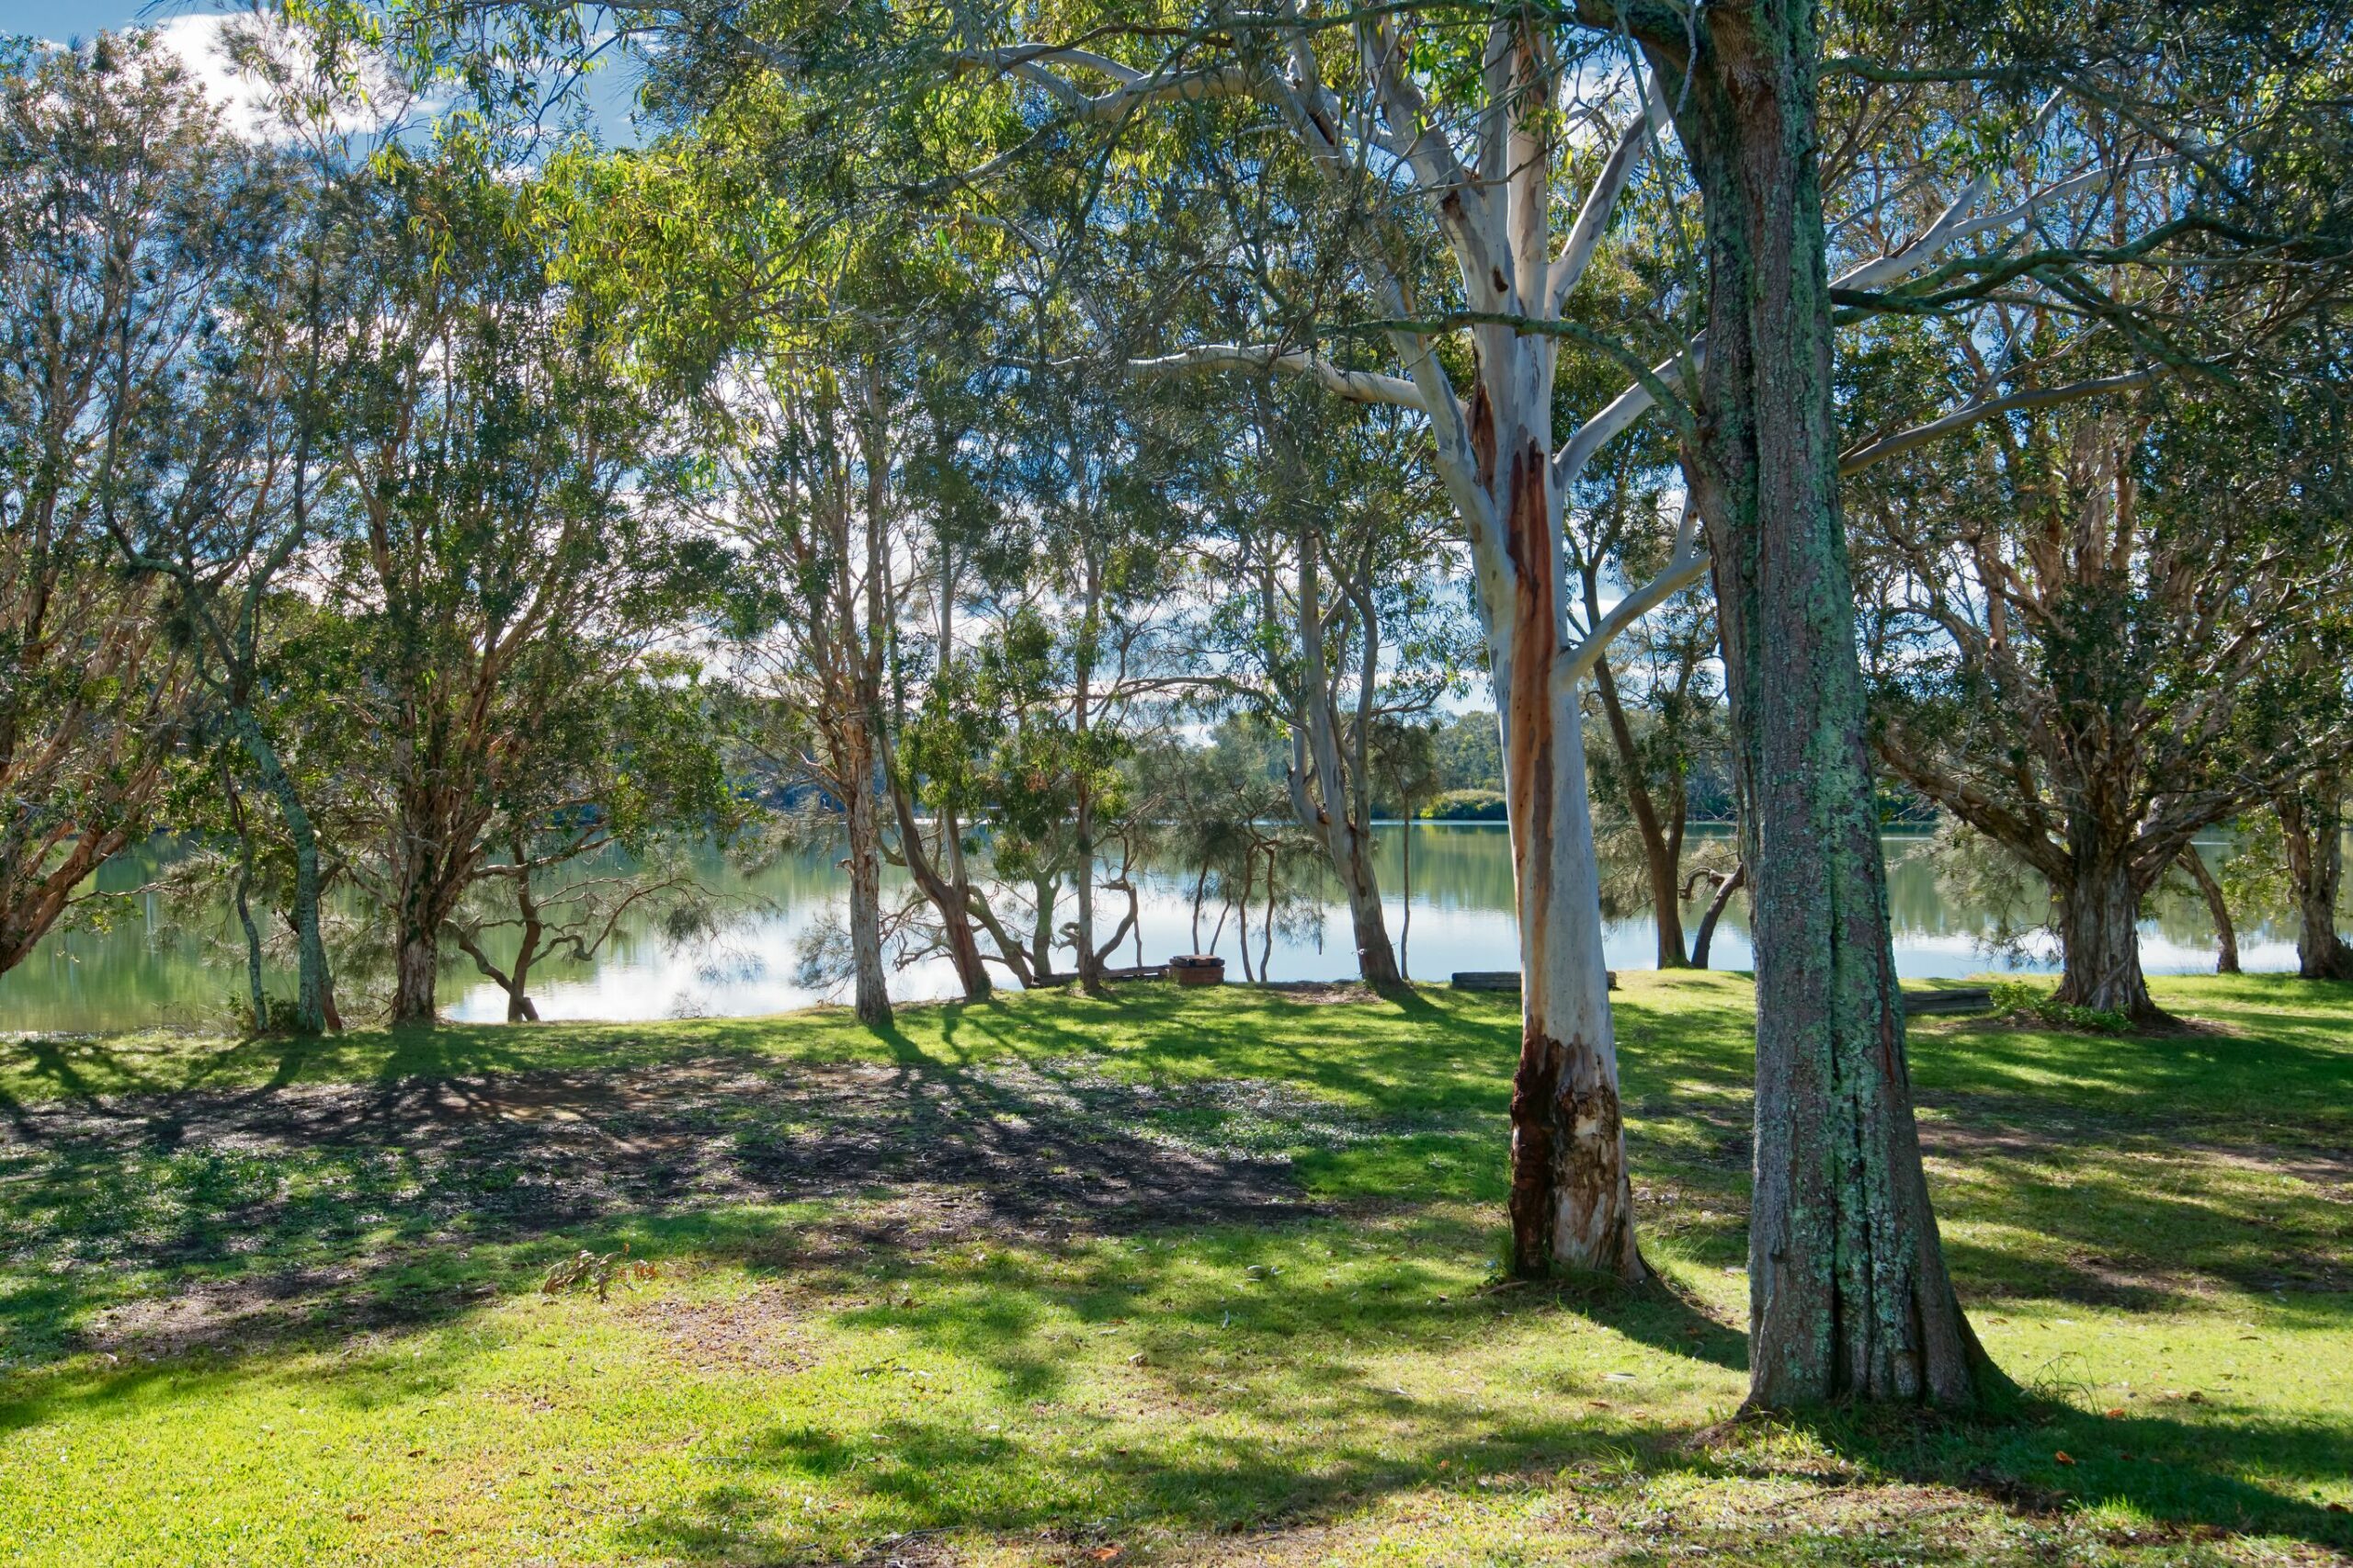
left=2053, top=849, right=2158, bottom=1018
left=1490, top=405, right=1642, bottom=1283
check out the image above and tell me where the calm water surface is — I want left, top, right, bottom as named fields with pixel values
left=0, top=824, right=2280, bottom=1033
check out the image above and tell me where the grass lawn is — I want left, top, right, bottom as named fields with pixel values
left=1, top=971, right=2347, bottom=1566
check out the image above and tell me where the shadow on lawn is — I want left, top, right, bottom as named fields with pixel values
left=6, top=983, right=2349, bottom=1558
left=0, top=1012, right=1382, bottom=1370
left=606, top=1345, right=2353, bottom=1562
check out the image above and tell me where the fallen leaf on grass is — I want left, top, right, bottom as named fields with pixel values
left=2054, top=1452, right=2076, bottom=1466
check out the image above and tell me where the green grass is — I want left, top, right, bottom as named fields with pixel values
left=1, top=972, right=2347, bottom=1565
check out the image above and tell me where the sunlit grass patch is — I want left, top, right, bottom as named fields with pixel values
left=2, top=973, right=2347, bottom=1564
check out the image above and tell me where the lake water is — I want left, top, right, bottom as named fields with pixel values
left=0, top=824, right=2282, bottom=1034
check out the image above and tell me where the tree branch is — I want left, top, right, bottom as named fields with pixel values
left=1837, top=368, right=2165, bottom=474
left=1126, top=343, right=1428, bottom=408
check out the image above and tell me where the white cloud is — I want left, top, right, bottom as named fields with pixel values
left=140, top=9, right=411, bottom=143
left=146, top=12, right=276, bottom=139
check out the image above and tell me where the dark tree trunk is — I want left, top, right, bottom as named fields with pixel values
left=507, top=900, right=544, bottom=1022
left=1690, top=863, right=1745, bottom=971
left=2279, top=778, right=2353, bottom=981
left=1652, top=0, right=2000, bottom=1408
left=842, top=762, right=892, bottom=1028
left=1593, top=656, right=1691, bottom=966
left=2177, top=846, right=2239, bottom=975
left=232, top=708, right=333, bottom=1033
left=2052, top=846, right=2158, bottom=1019
left=887, top=780, right=993, bottom=1001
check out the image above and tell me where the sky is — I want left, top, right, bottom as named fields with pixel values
left=4, top=1, right=646, bottom=142
left=2, top=0, right=197, bottom=40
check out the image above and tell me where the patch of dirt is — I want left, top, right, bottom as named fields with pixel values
left=625, top=1289, right=815, bottom=1374
left=1258, top=981, right=1379, bottom=1006
left=0, top=1053, right=1347, bottom=1362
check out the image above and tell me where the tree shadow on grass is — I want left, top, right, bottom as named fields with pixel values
left=0, top=1025, right=1379, bottom=1373
left=1768, top=1394, right=2353, bottom=1556
left=601, top=1335, right=2353, bottom=1564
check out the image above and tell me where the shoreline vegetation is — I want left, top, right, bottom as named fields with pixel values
left=3, top=972, right=2347, bottom=1565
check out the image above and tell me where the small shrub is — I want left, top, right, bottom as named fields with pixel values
left=540, top=1244, right=657, bottom=1301
left=1989, top=980, right=2131, bottom=1035
left=230, top=993, right=308, bottom=1038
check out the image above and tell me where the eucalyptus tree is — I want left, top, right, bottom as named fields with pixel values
left=31, top=31, right=360, bottom=1031
left=1182, top=378, right=1475, bottom=990
left=961, top=349, right=1196, bottom=993
left=335, top=0, right=2353, bottom=1399
left=0, top=36, right=215, bottom=976
left=319, top=135, right=701, bottom=1025
left=694, top=339, right=909, bottom=1028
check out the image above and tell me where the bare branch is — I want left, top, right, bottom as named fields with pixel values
left=1837, top=368, right=2165, bottom=474
left=1560, top=501, right=1709, bottom=681
left=1126, top=343, right=1429, bottom=409
left=1548, top=86, right=1666, bottom=313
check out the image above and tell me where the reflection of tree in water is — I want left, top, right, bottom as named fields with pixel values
left=6, top=823, right=2287, bottom=1031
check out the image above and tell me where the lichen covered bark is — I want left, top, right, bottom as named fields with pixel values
left=1646, top=0, right=2000, bottom=1407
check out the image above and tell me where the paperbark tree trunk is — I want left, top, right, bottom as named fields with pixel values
left=1654, top=0, right=1999, bottom=1407
left=2177, top=846, right=2238, bottom=975
left=392, top=933, right=439, bottom=1025
left=2279, top=778, right=2353, bottom=981
left=2052, top=846, right=2158, bottom=1018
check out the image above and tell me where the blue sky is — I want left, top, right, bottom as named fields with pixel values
left=4, top=0, right=646, bottom=142
left=1, top=1, right=211, bottom=40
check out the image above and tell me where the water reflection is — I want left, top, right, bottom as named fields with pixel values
left=0, top=824, right=2286, bottom=1033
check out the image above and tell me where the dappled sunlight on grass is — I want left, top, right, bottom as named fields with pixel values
left=2, top=972, right=2349, bottom=1563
